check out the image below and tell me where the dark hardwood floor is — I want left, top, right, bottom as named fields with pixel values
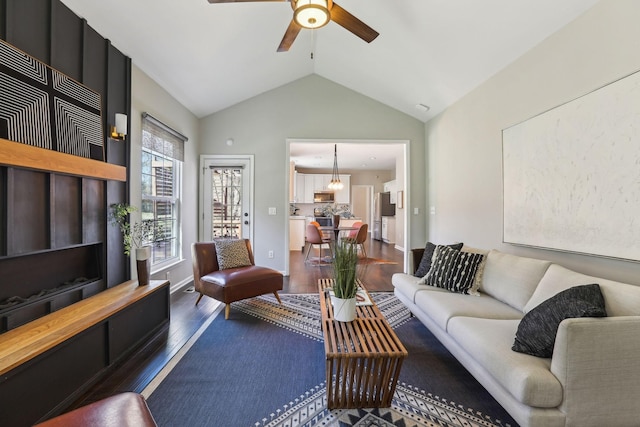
left=68, top=238, right=404, bottom=411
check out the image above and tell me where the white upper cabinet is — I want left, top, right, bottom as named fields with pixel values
left=334, top=175, right=350, bottom=204
left=294, top=173, right=351, bottom=204
left=384, top=179, right=397, bottom=203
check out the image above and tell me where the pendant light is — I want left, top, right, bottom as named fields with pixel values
left=328, top=144, right=344, bottom=190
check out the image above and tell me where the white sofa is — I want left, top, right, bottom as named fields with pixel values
left=392, top=247, right=640, bottom=427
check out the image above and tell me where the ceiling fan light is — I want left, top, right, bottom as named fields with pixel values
left=293, top=0, right=330, bottom=29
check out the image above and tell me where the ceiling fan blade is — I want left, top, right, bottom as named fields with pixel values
left=330, top=2, right=379, bottom=43
left=277, top=19, right=302, bottom=52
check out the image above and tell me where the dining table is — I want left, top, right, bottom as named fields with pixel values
left=319, top=226, right=359, bottom=241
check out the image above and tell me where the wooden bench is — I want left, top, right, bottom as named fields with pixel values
left=0, top=280, right=170, bottom=426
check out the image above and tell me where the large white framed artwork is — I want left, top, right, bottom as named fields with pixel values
left=502, top=69, right=640, bottom=262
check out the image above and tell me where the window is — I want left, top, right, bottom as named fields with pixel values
left=141, top=113, right=186, bottom=266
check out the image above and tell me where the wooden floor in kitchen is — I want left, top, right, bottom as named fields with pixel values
left=68, top=238, right=405, bottom=412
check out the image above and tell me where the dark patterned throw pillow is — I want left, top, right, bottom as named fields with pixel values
left=214, top=239, right=252, bottom=270
left=422, top=245, right=485, bottom=294
left=512, top=284, right=607, bottom=358
left=414, top=242, right=464, bottom=277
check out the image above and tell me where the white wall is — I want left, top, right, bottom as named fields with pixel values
left=199, top=75, right=426, bottom=271
left=426, top=0, right=640, bottom=284
left=131, top=65, right=200, bottom=290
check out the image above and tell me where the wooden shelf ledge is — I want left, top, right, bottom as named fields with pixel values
left=0, top=280, right=169, bottom=376
left=0, top=138, right=126, bottom=181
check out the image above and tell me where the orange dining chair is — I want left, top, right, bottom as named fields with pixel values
left=310, top=220, right=333, bottom=243
left=304, top=224, right=333, bottom=263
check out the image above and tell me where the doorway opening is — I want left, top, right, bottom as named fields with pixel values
left=285, top=139, right=409, bottom=276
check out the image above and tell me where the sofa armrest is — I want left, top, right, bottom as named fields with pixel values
left=551, top=316, right=640, bottom=426
left=410, top=248, right=425, bottom=274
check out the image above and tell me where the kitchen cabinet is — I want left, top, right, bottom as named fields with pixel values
left=382, top=217, right=395, bottom=244
left=294, top=172, right=305, bottom=203
left=289, top=217, right=306, bottom=251
left=334, top=175, right=350, bottom=204
left=384, top=180, right=397, bottom=203
left=295, top=173, right=351, bottom=204
left=303, top=175, right=315, bottom=203
left=314, top=174, right=331, bottom=191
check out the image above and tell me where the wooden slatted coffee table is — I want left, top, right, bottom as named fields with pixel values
left=318, top=278, right=408, bottom=409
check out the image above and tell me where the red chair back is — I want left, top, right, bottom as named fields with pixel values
left=347, top=222, right=363, bottom=239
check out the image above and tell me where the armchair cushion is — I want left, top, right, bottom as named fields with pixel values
left=214, top=239, right=252, bottom=270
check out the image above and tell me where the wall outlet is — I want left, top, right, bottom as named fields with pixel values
left=268, top=250, right=274, bottom=258
left=166, top=271, right=170, bottom=281
left=414, top=207, right=419, bottom=215
left=430, top=206, right=436, bottom=215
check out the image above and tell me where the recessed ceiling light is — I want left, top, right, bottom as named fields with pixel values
left=369, top=156, right=376, bottom=160
left=415, top=103, right=430, bottom=112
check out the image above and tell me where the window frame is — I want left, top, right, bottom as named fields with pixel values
left=140, top=114, right=185, bottom=270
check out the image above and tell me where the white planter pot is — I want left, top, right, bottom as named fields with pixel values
left=331, top=295, right=357, bottom=322
left=135, top=246, right=151, bottom=261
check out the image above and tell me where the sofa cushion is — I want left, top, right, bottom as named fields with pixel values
left=525, top=264, right=640, bottom=317
left=392, top=273, right=449, bottom=303
left=481, top=250, right=552, bottom=311
left=448, top=317, right=563, bottom=408
left=414, top=242, right=463, bottom=277
left=414, top=290, right=523, bottom=331
left=513, top=284, right=607, bottom=357
left=214, top=239, right=252, bottom=270
left=420, top=246, right=485, bottom=295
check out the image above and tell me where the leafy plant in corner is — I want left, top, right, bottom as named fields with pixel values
left=332, top=239, right=359, bottom=299
left=109, top=203, right=164, bottom=256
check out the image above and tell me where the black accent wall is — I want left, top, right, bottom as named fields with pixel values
left=0, top=0, right=131, bottom=325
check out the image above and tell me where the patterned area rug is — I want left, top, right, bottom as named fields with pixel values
left=232, top=294, right=515, bottom=427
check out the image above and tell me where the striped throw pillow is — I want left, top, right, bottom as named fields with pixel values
left=424, top=245, right=485, bottom=295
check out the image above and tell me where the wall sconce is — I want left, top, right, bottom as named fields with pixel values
left=110, top=113, right=128, bottom=140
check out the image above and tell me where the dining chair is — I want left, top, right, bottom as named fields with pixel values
left=344, top=223, right=368, bottom=258
left=304, top=224, right=333, bottom=263
left=346, top=221, right=363, bottom=239
left=311, top=220, right=333, bottom=243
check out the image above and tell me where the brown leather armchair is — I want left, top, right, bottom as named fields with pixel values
left=192, top=240, right=283, bottom=319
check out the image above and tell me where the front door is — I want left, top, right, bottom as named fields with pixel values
left=201, top=156, right=253, bottom=241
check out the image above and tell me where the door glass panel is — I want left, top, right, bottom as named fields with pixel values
left=210, top=167, right=243, bottom=238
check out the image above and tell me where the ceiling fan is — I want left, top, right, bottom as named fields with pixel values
left=207, top=0, right=379, bottom=52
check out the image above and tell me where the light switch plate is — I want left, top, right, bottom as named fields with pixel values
left=268, top=207, right=277, bottom=215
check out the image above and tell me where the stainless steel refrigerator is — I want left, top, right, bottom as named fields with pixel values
left=373, top=192, right=395, bottom=241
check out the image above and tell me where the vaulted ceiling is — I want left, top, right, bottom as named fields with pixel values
left=60, top=0, right=599, bottom=123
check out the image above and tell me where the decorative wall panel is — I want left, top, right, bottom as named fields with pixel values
left=503, top=69, right=640, bottom=262
left=0, top=39, right=104, bottom=160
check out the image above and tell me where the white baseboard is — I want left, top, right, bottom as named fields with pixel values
left=169, top=276, right=194, bottom=294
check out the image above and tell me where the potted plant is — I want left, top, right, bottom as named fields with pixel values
left=110, top=203, right=163, bottom=285
left=322, top=203, right=353, bottom=228
left=331, top=239, right=359, bottom=322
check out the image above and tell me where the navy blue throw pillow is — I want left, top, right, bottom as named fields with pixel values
left=512, top=284, right=607, bottom=358
left=414, top=242, right=463, bottom=278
